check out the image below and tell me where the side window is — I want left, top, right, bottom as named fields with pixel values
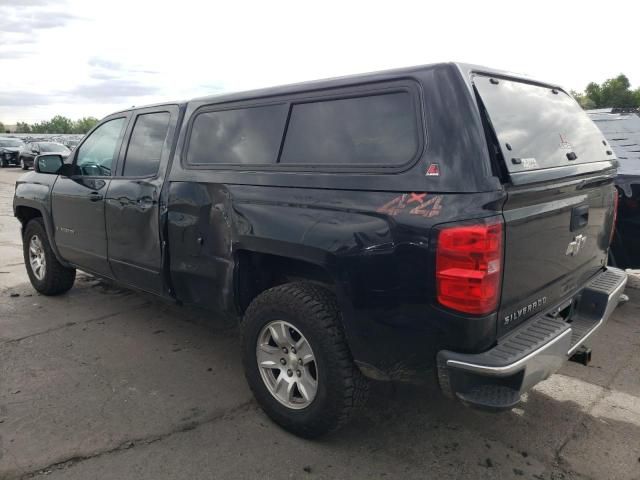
left=122, top=112, right=171, bottom=177
left=187, top=104, right=288, bottom=165
left=75, top=117, right=126, bottom=176
left=280, top=92, right=419, bottom=166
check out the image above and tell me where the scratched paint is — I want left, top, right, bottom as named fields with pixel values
left=377, top=193, right=443, bottom=218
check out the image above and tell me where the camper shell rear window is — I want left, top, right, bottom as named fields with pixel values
left=474, top=75, right=611, bottom=173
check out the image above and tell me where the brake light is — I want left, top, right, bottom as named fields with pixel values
left=610, top=190, right=619, bottom=245
left=436, top=218, right=503, bottom=315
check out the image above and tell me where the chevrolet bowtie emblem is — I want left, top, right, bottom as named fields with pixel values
left=566, top=234, right=587, bottom=256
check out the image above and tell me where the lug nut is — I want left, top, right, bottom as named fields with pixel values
left=298, top=358, right=303, bottom=365
left=291, top=347, right=296, bottom=354
left=296, top=370, right=301, bottom=377
left=287, top=369, right=293, bottom=377
left=282, top=347, right=288, bottom=354
left=280, top=358, right=286, bottom=365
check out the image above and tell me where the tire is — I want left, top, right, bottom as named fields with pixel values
left=241, top=282, right=368, bottom=438
left=0, top=158, right=6, bottom=168
left=23, top=218, right=75, bottom=295
left=20, top=157, right=28, bottom=170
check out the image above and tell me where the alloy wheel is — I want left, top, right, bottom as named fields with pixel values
left=29, top=235, right=46, bottom=281
left=256, top=320, right=318, bottom=409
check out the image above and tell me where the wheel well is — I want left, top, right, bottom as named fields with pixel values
left=236, top=251, right=336, bottom=313
left=15, top=206, right=42, bottom=231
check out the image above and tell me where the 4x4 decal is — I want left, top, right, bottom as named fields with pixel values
left=377, top=193, right=443, bottom=218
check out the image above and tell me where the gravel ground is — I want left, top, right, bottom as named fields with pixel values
left=1, top=167, right=639, bottom=480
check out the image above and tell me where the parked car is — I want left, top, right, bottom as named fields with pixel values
left=63, top=139, right=81, bottom=151
left=0, top=137, right=25, bottom=167
left=19, top=142, right=70, bottom=170
left=588, top=109, right=640, bottom=268
left=13, top=63, right=627, bottom=437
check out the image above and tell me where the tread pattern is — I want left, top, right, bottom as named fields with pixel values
left=23, top=218, right=76, bottom=296
left=241, top=282, right=368, bottom=437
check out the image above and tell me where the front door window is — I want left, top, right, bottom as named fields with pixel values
left=75, top=118, right=126, bottom=176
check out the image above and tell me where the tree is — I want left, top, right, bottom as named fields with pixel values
left=72, top=117, right=99, bottom=134
left=599, top=75, right=636, bottom=108
left=571, top=91, right=596, bottom=110
left=576, top=74, right=640, bottom=109
left=15, top=122, right=31, bottom=133
left=47, top=115, right=74, bottom=134
left=30, top=121, right=48, bottom=134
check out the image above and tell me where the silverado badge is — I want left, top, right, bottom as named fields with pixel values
left=566, top=234, right=587, bottom=256
left=504, top=296, right=547, bottom=326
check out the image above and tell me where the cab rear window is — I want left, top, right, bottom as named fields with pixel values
left=474, top=75, right=611, bottom=172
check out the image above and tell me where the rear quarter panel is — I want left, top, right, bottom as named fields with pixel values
left=167, top=182, right=505, bottom=381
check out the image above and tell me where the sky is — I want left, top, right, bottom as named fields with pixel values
left=1, top=0, right=638, bottom=124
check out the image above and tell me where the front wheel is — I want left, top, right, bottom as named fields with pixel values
left=241, top=282, right=368, bottom=438
left=23, top=218, right=76, bottom=295
left=0, top=158, right=7, bottom=168
left=20, top=157, right=28, bottom=170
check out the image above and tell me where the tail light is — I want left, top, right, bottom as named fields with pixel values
left=436, top=217, right=503, bottom=315
left=610, top=189, right=619, bottom=245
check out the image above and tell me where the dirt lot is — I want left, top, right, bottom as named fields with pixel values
left=1, top=166, right=639, bottom=480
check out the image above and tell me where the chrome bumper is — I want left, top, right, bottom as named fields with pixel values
left=437, top=267, right=628, bottom=410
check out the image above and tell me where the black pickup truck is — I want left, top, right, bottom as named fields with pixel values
left=13, top=63, right=627, bottom=437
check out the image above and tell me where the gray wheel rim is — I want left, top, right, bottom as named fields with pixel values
left=29, top=235, right=46, bottom=281
left=256, top=320, right=318, bottom=410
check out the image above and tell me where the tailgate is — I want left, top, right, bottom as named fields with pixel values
left=473, top=74, right=618, bottom=336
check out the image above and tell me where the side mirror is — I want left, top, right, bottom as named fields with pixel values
left=32, top=149, right=39, bottom=154
left=34, top=154, right=64, bottom=175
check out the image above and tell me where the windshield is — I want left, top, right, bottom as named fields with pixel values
left=39, top=143, right=70, bottom=153
left=474, top=75, right=612, bottom=172
left=0, top=138, right=24, bottom=147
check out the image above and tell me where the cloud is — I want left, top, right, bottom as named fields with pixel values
left=0, top=49, right=35, bottom=59
left=88, top=56, right=159, bottom=76
left=0, top=0, right=79, bottom=48
left=0, top=91, right=55, bottom=106
left=89, top=71, right=118, bottom=81
left=88, top=57, right=121, bottom=70
left=0, top=0, right=53, bottom=7
left=0, top=12, right=77, bottom=33
left=1, top=78, right=158, bottom=108
left=68, top=80, right=159, bottom=101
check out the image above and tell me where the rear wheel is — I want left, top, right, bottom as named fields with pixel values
left=23, top=218, right=75, bottom=295
left=241, top=282, right=368, bottom=438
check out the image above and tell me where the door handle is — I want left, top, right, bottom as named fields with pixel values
left=89, top=192, right=103, bottom=202
left=570, top=205, right=589, bottom=231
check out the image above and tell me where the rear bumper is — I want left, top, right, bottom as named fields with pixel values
left=437, top=267, right=628, bottom=410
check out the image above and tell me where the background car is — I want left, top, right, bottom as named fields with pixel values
left=63, top=138, right=81, bottom=150
left=0, top=137, right=26, bottom=168
left=19, top=142, right=70, bottom=170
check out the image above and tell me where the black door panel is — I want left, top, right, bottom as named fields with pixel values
left=105, top=179, right=163, bottom=292
left=51, top=176, right=112, bottom=276
left=50, top=114, right=130, bottom=276
left=105, top=106, right=178, bottom=295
